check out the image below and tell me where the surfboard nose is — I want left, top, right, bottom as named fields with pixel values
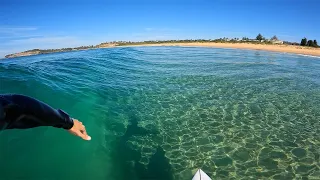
left=192, top=169, right=212, bottom=180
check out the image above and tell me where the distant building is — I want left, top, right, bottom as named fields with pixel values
left=249, top=39, right=259, bottom=42
left=271, top=40, right=284, bottom=44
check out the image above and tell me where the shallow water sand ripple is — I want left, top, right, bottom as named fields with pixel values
left=0, top=47, right=319, bottom=180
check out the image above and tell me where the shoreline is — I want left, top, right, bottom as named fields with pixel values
left=3, top=42, right=320, bottom=59
left=117, top=42, right=320, bottom=57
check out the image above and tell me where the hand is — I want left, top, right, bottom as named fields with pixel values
left=68, top=119, right=91, bottom=141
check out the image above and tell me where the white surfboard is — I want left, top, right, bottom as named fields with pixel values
left=192, top=169, right=212, bottom=180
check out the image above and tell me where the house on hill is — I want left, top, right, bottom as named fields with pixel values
left=271, top=40, right=284, bottom=44
left=270, top=36, right=284, bottom=44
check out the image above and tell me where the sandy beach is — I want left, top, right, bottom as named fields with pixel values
left=4, top=42, right=320, bottom=59
left=124, top=42, right=320, bottom=57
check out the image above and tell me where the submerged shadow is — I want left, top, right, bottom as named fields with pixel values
left=139, top=146, right=174, bottom=180
left=110, top=113, right=173, bottom=180
left=122, top=114, right=151, bottom=142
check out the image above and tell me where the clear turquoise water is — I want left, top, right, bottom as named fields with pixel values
left=0, top=47, right=319, bottom=180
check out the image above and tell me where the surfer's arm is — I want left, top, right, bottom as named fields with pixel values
left=0, top=94, right=74, bottom=129
left=0, top=94, right=91, bottom=140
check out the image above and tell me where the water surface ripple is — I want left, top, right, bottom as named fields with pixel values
left=0, top=47, right=319, bottom=180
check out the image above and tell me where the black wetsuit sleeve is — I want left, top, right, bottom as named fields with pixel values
left=0, top=94, right=74, bottom=130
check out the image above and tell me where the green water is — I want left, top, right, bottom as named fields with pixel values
left=0, top=47, right=319, bottom=180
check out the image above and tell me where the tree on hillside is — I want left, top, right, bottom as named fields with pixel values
left=256, top=33, right=264, bottom=41
left=271, top=35, right=278, bottom=41
left=300, top=38, right=307, bottom=46
left=314, top=40, right=318, bottom=47
left=307, top=40, right=314, bottom=47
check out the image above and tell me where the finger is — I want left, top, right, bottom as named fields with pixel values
left=81, top=127, right=89, bottom=137
left=76, top=130, right=91, bottom=141
left=81, top=128, right=91, bottom=141
left=79, top=125, right=91, bottom=140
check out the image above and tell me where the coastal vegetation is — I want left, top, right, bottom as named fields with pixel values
left=300, top=38, right=318, bottom=47
left=256, top=33, right=264, bottom=41
left=4, top=34, right=319, bottom=58
left=271, top=35, right=278, bottom=41
left=116, top=34, right=284, bottom=46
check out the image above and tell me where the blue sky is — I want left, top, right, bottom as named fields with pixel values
left=0, top=0, right=319, bottom=57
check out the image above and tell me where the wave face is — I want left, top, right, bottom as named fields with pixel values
left=0, top=46, right=320, bottom=180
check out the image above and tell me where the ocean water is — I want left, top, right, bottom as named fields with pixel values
left=0, top=46, right=319, bottom=180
